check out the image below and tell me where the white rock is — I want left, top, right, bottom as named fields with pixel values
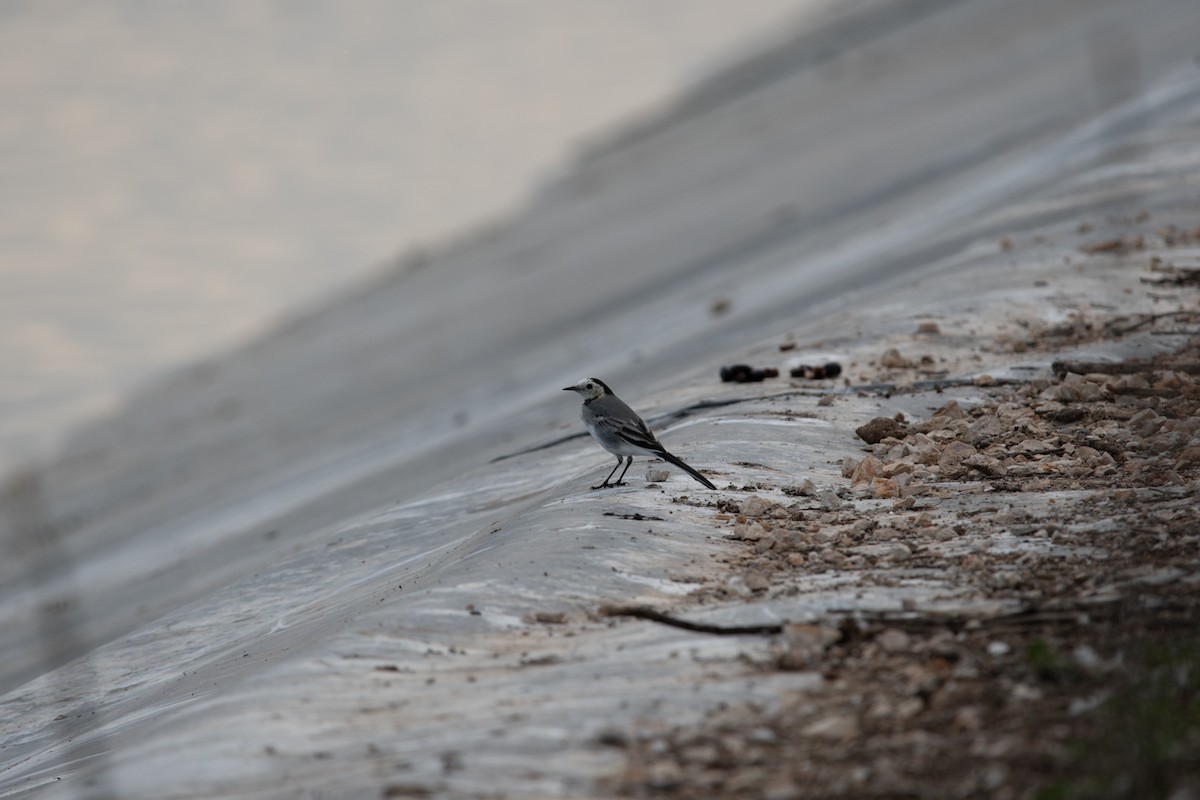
left=986, top=640, right=1011, bottom=657
left=740, top=494, right=775, bottom=517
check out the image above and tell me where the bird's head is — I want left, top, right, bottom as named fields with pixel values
left=562, top=378, right=610, bottom=401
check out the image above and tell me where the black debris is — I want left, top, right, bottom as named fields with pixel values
left=790, top=362, right=842, bottom=380
left=720, top=364, right=779, bottom=383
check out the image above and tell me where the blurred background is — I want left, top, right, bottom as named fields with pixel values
left=0, top=0, right=826, bottom=478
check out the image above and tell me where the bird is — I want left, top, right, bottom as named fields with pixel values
left=562, top=378, right=716, bottom=490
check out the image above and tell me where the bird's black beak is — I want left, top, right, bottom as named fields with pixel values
left=562, top=386, right=575, bottom=392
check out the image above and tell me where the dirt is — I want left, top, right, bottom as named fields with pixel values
left=610, top=262, right=1200, bottom=798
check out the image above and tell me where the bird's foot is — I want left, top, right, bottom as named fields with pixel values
left=590, top=482, right=611, bottom=490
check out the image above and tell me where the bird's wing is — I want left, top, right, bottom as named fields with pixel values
left=593, top=401, right=664, bottom=452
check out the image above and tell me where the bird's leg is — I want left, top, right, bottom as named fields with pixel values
left=612, top=455, right=633, bottom=486
left=592, top=457, right=624, bottom=490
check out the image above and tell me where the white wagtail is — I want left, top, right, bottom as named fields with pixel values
left=563, top=378, right=716, bottom=490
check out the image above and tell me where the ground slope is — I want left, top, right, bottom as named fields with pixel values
left=2, top=0, right=1200, bottom=797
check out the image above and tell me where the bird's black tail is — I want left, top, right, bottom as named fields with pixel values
left=658, top=450, right=716, bottom=490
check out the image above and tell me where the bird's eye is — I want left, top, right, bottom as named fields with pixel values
left=586, top=383, right=594, bottom=389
